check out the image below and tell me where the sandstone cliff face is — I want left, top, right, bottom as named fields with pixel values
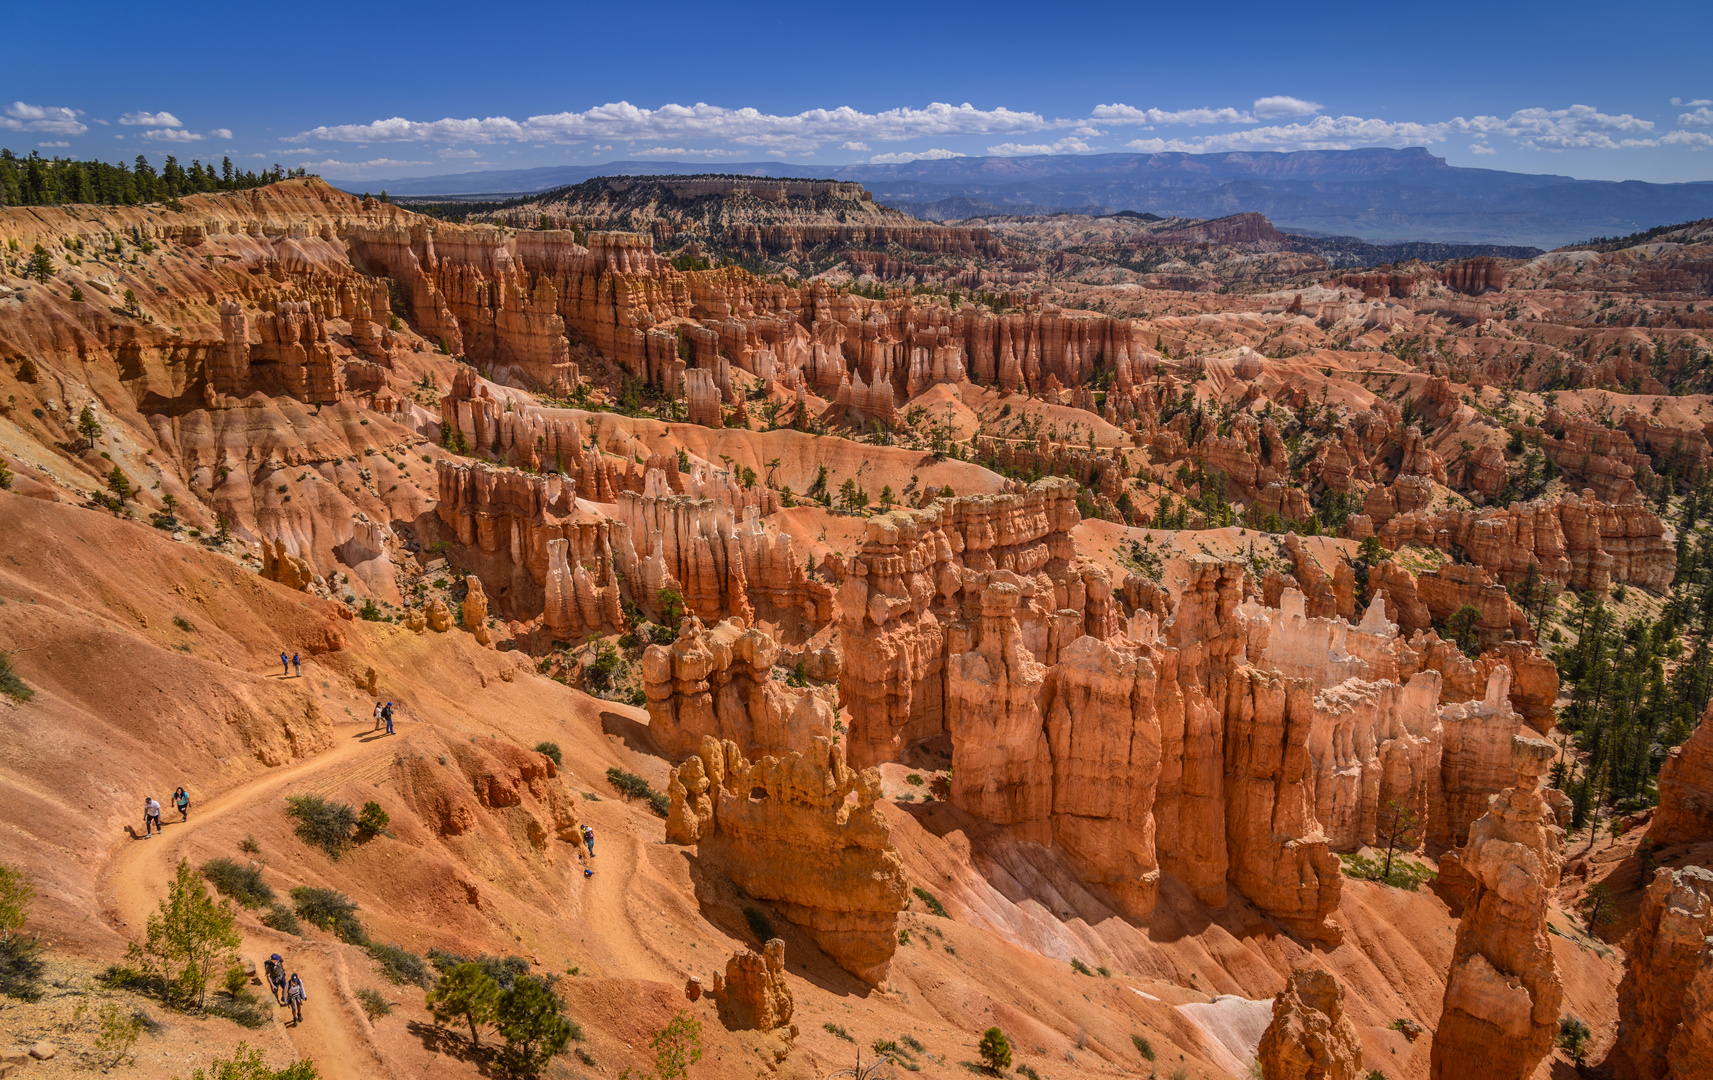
left=1375, top=492, right=1674, bottom=594
left=1223, top=666, right=1343, bottom=943
left=641, top=617, right=832, bottom=759
left=666, top=736, right=908, bottom=985
left=948, top=582, right=1053, bottom=832
left=1613, top=866, right=1713, bottom=1080
left=1430, top=736, right=1563, bottom=1080
left=1256, top=968, right=1363, bottom=1080
left=1432, top=668, right=1531, bottom=851
left=1652, top=704, right=1713, bottom=845
left=713, top=938, right=795, bottom=1034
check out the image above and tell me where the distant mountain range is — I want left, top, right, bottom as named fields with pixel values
left=331, top=148, right=1713, bottom=248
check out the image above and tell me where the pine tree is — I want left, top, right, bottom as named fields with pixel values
left=28, top=244, right=52, bottom=282
left=77, top=404, right=103, bottom=447
left=127, top=859, right=241, bottom=1009
left=426, top=963, right=500, bottom=1046
left=106, top=465, right=132, bottom=505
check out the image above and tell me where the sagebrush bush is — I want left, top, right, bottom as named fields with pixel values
left=285, top=794, right=357, bottom=859
left=367, top=942, right=432, bottom=988
left=260, top=904, right=301, bottom=936
left=534, top=741, right=563, bottom=766
left=356, top=987, right=392, bottom=1022
left=290, top=886, right=365, bottom=944
left=201, top=859, right=274, bottom=909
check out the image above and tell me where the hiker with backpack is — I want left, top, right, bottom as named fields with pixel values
left=172, top=787, right=190, bottom=823
left=285, top=972, right=306, bottom=1024
left=383, top=701, right=394, bottom=735
left=292, top=652, right=301, bottom=677
left=581, top=824, right=595, bottom=858
left=280, top=651, right=289, bottom=676
left=264, top=953, right=287, bottom=1004
left=143, top=796, right=162, bottom=837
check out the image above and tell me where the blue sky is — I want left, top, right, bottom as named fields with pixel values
left=6, top=0, right=1712, bottom=183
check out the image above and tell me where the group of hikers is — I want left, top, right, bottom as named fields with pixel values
left=372, top=700, right=396, bottom=735
left=263, top=953, right=308, bottom=1024
left=140, top=787, right=191, bottom=837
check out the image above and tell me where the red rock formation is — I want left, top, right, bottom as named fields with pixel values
left=1223, top=665, right=1344, bottom=942
left=641, top=617, right=833, bottom=759
left=1441, top=257, right=1505, bottom=295
left=712, top=938, right=795, bottom=1034
left=1613, top=866, right=1713, bottom=1080
left=665, top=736, right=908, bottom=985
left=947, top=582, right=1052, bottom=832
left=1432, top=667, right=1530, bottom=851
left=1430, top=736, right=1563, bottom=1080
left=1652, top=704, right=1713, bottom=845
left=1257, top=968, right=1364, bottom=1080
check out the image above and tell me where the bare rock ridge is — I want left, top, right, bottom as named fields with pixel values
left=666, top=736, right=909, bottom=985
left=1613, top=866, right=1713, bottom=1080
left=1430, top=736, right=1564, bottom=1080
left=1256, top=968, right=1364, bottom=1080
left=1652, top=704, right=1713, bottom=846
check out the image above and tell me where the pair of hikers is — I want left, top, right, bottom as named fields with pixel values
left=141, top=788, right=189, bottom=836
left=279, top=651, right=301, bottom=677
left=263, top=954, right=307, bottom=1023
left=371, top=701, right=395, bottom=735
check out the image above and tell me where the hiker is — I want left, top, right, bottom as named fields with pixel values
left=285, top=972, right=306, bottom=1024
left=143, top=796, right=162, bottom=837
left=280, top=651, right=289, bottom=676
left=292, top=652, right=301, bottom=677
left=383, top=701, right=394, bottom=736
left=581, top=824, right=595, bottom=859
left=264, top=953, right=287, bottom=1004
left=172, top=786, right=190, bottom=823
left=372, top=701, right=384, bottom=731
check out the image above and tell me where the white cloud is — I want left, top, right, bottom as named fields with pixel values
left=290, top=101, right=1049, bottom=153
left=38, top=141, right=70, bottom=149
left=119, top=110, right=183, bottom=128
left=3, top=102, right=88, bottom=136
left=1671, top=98, right=1712, bottom=107
left=840, top=141, right=870, bottom=151
left=1127, top=114, right=1457, bottom=153
left=1091, top=104, right=1251, bottom=126
left=1680, top=107, right=1713, bottom=127
left=210, top=128, right=232, bottom=140
left=1252, top=96, right=1323, bottom=119
left=1469, top=104, right=1656, bottom=148
left=1663, top=130, right=1713, bottom=148
left=987, top=137, right=1096, bottom=155
left=627, top=146, right=743, bottom=157
left=143, top=128, right=204, bottom=143
left=868, top=148, right=965, bottom=164
left=1468, top=143, right=1497, bottom=155
left=438, top=148, right=482, bottom=158
left=297, top=158, right=432, bottom=173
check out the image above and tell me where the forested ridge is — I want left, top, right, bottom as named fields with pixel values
left=0, top=148, right=305, bottom=207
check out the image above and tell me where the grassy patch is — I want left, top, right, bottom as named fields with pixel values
left=356, top=987, right=392, bottom=1022
left=912, top=886, right=949, bottom=918
left=1339, top=852, right=1437, bottom=891
left=202, top=858, right=274, bottom=909
left=0, top=651, right=32, bottom=703
left=823, top=1022, right=853, bottom=1042
left=605, top=767, right=669, bottom=818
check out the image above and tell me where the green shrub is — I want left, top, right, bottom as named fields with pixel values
left=978, top=1027, right=1012, bottom=1072
left=367, top=942, right=432, bottom=988
left=534, top=741, right=563, bottom=766
left=823, top=1022, right=853, bottom=1041
left=1131, top=1035, right=1154, bottom=1062
left=606, top=767, right=669, bottom=818
left=912, top=886, right=949, bottom=918
left=1338, top=852, right=1437, bottom=891
left=356, top=801, right=390, bottom=838
left=1070, top=959, right=1092, bottom=976
left=285, top=794, right=358, bottom=859
left=290, top=886, right=365, bottom=944
left=0, top=651, right=32, bottom=703
left=260, top=904, right=301, bottom=936
left=903, top=1035, right=926, bottom=1054
left=356, top=987, right=392, bottom=1022
left=202, top=859, right=274, bottom=909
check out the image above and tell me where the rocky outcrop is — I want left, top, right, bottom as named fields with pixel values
left=1375, top=492, right=1674, bottom=594
left=641, top=617, right=833, bottom=759
left=666, top=736, right=908, bottom=985
left=1223, top=666, right=1343, bottom=943
left=1652, top=705, right=1713, bottom=845
left=712, top=938, right=795, bottom=1034
left=260, top=538, right=315, bottom=591
left=1432, top=667, right=1529, bottom=851
left=947, top=582, right=1053, bottom=831
left=1430, top=736, right=1563, bottom=1080
left=1256, top=968, right=1363, bottom=1080
left=1613, top=866, right=1713, bottom=1080
left=463, top=575, right=493, bottom=645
